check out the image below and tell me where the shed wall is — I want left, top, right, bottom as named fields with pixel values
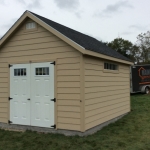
left=0, top=19, right=82, bottom=131
left=84, top=55, right=130, bottom=130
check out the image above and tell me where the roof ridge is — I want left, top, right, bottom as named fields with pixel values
left=29, top=11, right=101, bottom=41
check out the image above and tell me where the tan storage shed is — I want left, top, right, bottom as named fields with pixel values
left=0, top=11, right=133, bottom=135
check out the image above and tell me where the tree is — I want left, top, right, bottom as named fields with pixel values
left=130, top=45, right=141, bottom=63
left=136, top=31, right=150, bottom=63
left=107, top=38, right=137, bottom=61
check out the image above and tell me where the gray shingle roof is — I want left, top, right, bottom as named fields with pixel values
left=30, top=11, right=132, bottom=62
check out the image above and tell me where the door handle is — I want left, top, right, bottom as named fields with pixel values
left=27, top=98, right=30, bottom=100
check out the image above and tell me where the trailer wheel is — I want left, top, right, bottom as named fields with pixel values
left=145, top=87, right=150, bottom=94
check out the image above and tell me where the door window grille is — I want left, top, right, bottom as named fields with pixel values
left=35, top=67, right=49, bottom=75
left=14, top=68, right=26, bottom=76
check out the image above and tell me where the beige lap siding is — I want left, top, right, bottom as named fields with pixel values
left=84, top=56, right=130, bottom=130
left=57, top=57, right=81, bottom=131
left=0, top=19, right=81, bottom=131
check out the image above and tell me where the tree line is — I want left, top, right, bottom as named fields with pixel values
left=105, top=31, right=150, bottom=64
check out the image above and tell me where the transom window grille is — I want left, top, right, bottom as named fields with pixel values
left=35, top=67, right=49, bottom=75
left=14, top=68, right=26, bottom=76
left=26, top=22, right=36, bottom=29
left=104, top=63, right=118, bottom=70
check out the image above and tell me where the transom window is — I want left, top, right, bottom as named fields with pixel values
left=35, top=67, right=49, bottom=75
left=14, top=68, right=26, bottom=76
left=104, top=63, right=118, bottom=70
left=26, top=22, right=36, bottom=30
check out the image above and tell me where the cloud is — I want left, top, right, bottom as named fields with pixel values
left=75, top=12, right=81, bottom=18
left=103, top=1, right=132, bottom=13
left=95, top=13, right=111, bottom=19
left=0, top=0, right=4, bottom=3
left=129, top=25, right=149, bottom=31
left=54, top=0, right=79, bottom=10
left=0, top=0, right=7, bottom=5
left=75, top=10, right=84, bottom=18
left=0, top=18, right=18, bottom=29
left=16, top=0, right=26, bottom=5
left=121, top=31, right=133, bottom=35
left=28, top=0, right=42, bottom=9
left=95, top=1, right=133, bottom=18
left=1, top=23, right=12, bottom=29
left=16, top=0, right=42, bottom=9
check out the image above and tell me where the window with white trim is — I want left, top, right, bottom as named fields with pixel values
left=104, top=63, right=118, bottom=70
left=26, top=22, right=36, bottom=30
left=14, top=68, right=26, bottom=76
left=35, top=67, right=49, bottom=76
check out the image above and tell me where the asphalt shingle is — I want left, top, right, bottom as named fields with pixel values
left=30, top=11, right=132, bottom=62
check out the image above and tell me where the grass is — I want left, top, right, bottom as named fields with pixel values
left=0, top=94, right=150, bottom=150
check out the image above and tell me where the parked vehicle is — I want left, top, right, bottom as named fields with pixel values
left=130, top=64, right=150, bottom=94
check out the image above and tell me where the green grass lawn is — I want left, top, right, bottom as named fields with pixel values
left=0, top=94, right=150, bottom=150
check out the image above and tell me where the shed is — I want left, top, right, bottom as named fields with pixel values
left=0, top=11, right=133, bottom=135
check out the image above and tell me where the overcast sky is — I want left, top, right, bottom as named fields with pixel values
left=0, top=0, right=150, bottom=44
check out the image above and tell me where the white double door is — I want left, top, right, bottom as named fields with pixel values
left=10, top=62, right=54, bottom=128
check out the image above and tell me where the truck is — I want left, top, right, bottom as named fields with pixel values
left=130, top=64, right=150, bottom=94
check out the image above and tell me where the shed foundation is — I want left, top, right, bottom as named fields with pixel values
left=0, top=113, right=128, bottom=136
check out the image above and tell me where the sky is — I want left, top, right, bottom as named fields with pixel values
left=0, top=0, right=150, bottom=44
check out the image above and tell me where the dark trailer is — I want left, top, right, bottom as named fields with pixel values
left=131, top=64, right=150, bottom=94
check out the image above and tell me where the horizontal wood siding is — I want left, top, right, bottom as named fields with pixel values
left=57, top=57, right=81, bottom=131
left=0, top=19, right=81, bottom=131
left=84, top=56, right=130, bottom=130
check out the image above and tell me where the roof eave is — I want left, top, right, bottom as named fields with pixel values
left=84, top=49, right=134, bottom=65
left=0, top=11, right=28, bottom=47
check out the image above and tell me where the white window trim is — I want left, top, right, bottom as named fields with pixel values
left=24, top=21, right=38, bottom=32
left=26, top=22, right=36, bottom=29
left=35, top=67, right=50, bottom=76
left=103, top=62, right=119, bottom=74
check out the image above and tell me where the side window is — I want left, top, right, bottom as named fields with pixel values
left=14, top=68, right=26, bottom=76
left=104, top=63, right=118, bottom=70
left=35, top=67, right=49, bottom=76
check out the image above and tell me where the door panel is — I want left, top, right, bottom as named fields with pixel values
left=31, top=62, right=54, bottom=128
left=10, top=64, right=30, bottom=125
left=10, top=62, right=54, bottom=128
